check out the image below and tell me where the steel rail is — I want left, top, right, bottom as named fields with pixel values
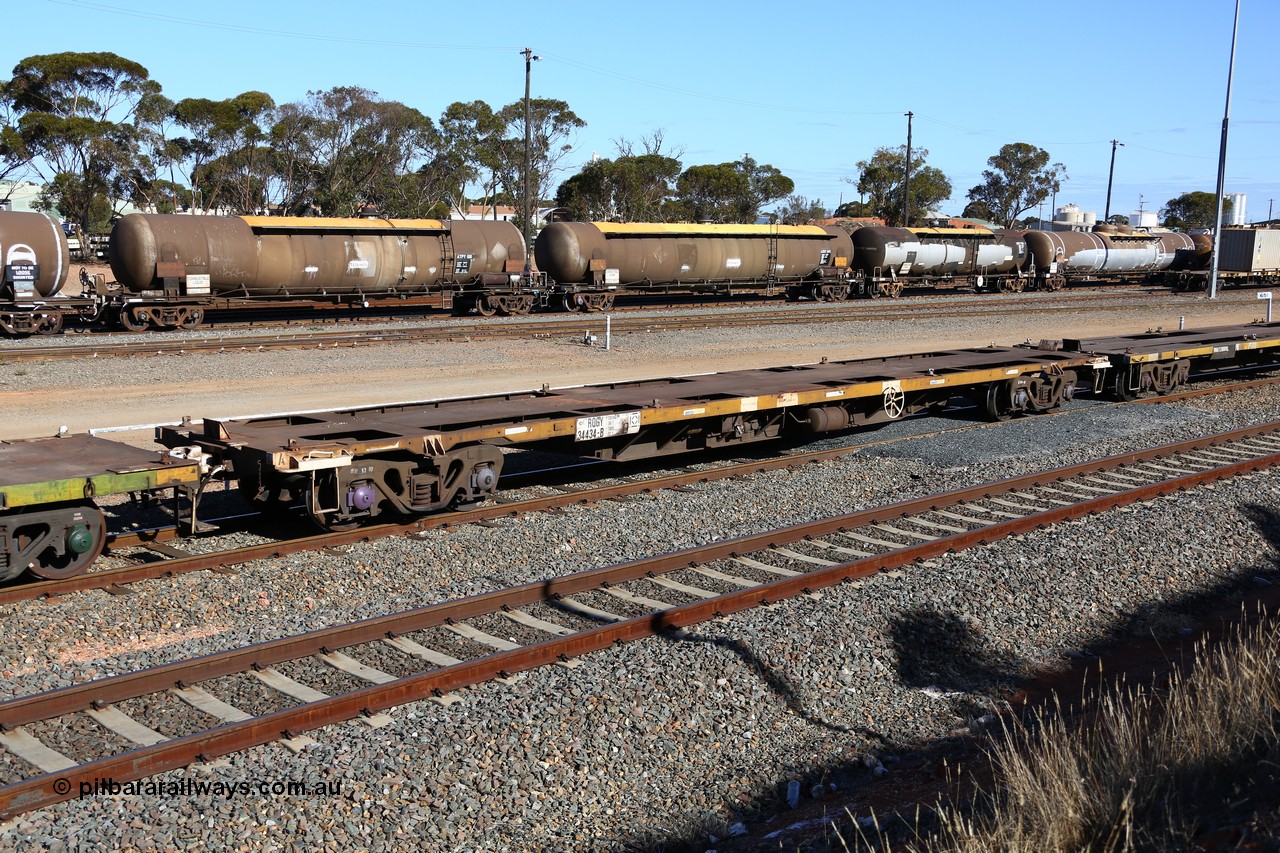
left=0, top=421, right=1277, bottom=817
left=5, top=371, right=1278, bottom=606
left=0, top=442, right=865, bottom=606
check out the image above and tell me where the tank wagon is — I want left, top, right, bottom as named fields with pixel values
left=848, top=226, right=1029, bottom=296
left=1024, top=228, right=1196, bottom=291
left=533, top=222, right=855, bottom=309
left=107, top=214, right=530, bottom=328
left=4, top=207, right=1277, bottom=336
left=6, top=319, right=1280, bottom=580
left=0, top=211, right=93, bottom=336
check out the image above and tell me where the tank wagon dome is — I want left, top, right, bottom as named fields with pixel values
left=0, top=211, right=70, bottom=298
left=534, top=221, right=849, bottom=286
left=110, top=214, right=523, bottom=296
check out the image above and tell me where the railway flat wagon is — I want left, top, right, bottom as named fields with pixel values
left=0, top=435, right=203, bottom=580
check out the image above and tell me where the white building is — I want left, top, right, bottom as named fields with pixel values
left=0, top=181, right=47, bottom=213
left=453, top=203, right=517, bottom=222
left=1130, top=209, right=1158, bottom=229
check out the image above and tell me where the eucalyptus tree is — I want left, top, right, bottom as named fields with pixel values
left=966, top=143, right=1066, bottom=229
left=852, top=145, right=951, bottom=227
left=671, top=155, right=794, bottom=223
left=268, top=86, right=439, bottom=218
left=4, top=51, right=166, bottom=229
left=172, top=91, right=275, bottom=213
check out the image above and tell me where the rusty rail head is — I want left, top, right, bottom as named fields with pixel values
left=7, top=373, right=1280, bottom=609
left=3, top=420, right=1278, bottom=731
left=1, top=426, right=1276, bottom=818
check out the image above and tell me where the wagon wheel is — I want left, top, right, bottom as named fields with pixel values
left=304, top=472, right=364, bottom=533
left=34, top=313, right=63, bottom=335
left=882, top=387, right=906, bottom=420
left=599, top=294, right=615, bottom=311
left=178, top=307, right=205, bottom=329
left=23, top=501, right=106, bottom=580
left=116, top=305, right=150, bottom=332
left=1112, top=371, right=1141, bottom=402
left=474, top=296, right=497, bottom=317
left=984, top=382, right=1013, bottom=421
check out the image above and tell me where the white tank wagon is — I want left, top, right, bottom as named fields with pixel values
left=850, top=226, right=1028, bottom=295
left=1024, top=229, right=1194, bottom=290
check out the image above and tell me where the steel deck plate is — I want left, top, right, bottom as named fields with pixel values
left=1064, top=321, right=1280, bottom=359
left=0, top=434, right=201, bottom=509
left=203, top=346, right=1092, bottom=458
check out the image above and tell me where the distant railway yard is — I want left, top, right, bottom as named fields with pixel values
left=0, top=288, right=1278, bottom=849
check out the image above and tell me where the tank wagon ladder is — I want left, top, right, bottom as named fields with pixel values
left=439, top=228, right=457, bottom=311
left=764, top=226, right=779, bottom=296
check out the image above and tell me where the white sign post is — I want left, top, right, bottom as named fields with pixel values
left=1259, top=291, right=1273, bottom=323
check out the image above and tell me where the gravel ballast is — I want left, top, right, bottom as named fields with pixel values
left=1, top=300, right=1278, bottom=850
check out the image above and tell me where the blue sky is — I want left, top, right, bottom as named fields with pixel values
left=8, top=0, right=1278, bottom=221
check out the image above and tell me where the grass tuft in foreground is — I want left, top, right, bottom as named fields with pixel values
left=844, top=606, right=1280, bottom=851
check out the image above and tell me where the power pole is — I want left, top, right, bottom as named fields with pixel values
left=520, top=48, right=540, bottom=270
left=1209, top=0, right=1241, bottom=300
left=1104, top=139, right=1124, bottom=223
left=902, top=111, right=913, bottom=227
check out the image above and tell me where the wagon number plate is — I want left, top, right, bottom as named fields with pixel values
left=575, top=411, right=642, bottom=442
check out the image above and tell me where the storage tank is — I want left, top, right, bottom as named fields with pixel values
left=110, top=214, right=524, bottom=296
left=1054, top=204, right=1083, bottom=225
left=0, top=211, right=70, bottom=298
left=533, top=222, right=850, bottom=285
left=851, top=227, right=1020, bottom=276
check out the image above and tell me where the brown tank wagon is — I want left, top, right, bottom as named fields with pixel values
left=533, top=222, right=854, bottom=309
left=0, top=211, right=100, bottom=336
left=108, top=214, right=530, bottom=325
left=0, top=211, right=70, bottom=300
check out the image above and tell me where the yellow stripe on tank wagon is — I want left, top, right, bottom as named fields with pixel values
left=239, top=216, right=447, bottom=231
left=592, top=222, right=830, bottom=238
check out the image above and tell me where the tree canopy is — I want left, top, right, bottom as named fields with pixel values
left=4, top=51, right=165, bottom=230
left=556, top=153, right=682, bottom=221
left=852, top=146, right=951, bottom=227
left=497, top=97, right=585, bottom=234
left=1160, top=191, right=1231, bottom=230
left=774, top=195, right=827, bottom=225
left=965, top=143, right=1066, bottom=230
left=667, top=155, right=793, bottom=223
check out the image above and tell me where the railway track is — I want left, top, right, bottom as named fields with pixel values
left=1, top=420, right=1276, bottom=819
left=4, top=371, right=1275, bottom=607
left=0, top=289, right=1149, bottom=362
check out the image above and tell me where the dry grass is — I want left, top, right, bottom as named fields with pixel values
left=837, top=606, right=1280, bottom=852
